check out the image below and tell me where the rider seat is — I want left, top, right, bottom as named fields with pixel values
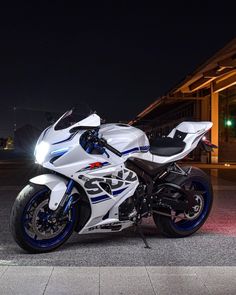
left=150, top=136, right=186, bottom=157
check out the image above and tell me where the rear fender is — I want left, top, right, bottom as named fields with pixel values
left=200, top=139, right=218, bottom=152
left=30, top=174, right=76, bottom=210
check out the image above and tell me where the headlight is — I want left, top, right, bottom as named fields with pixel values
left=35, top=141, right=50, bottom=164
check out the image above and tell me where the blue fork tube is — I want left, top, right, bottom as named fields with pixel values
left=63, top=180, right=75, bottom=214
left=66, top=179, right=74, bottom=195
left=63, top=195, right=74, bottom=214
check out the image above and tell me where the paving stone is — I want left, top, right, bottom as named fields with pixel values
left=147, top=267, right=209, bottom=295
left=45, top=267, right=99, bottom=295
left=195, top=267, right=236, bottom=295
left=0, top=266, right=52, bottom=295
left=100, top=266, right=155, bottom=295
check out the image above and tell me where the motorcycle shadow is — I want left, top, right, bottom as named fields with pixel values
left=62, top=224, right=163, bottom=250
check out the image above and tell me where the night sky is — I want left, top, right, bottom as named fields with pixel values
left=0, top=1, right=235, bottom=136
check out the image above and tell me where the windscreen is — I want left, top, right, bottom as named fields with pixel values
left=54, top=104, right=92, bottom=130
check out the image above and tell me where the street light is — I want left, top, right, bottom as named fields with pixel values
left=225, top=119, right=232, bottom=127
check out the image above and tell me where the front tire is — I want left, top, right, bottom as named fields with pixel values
left=153, top=166, right=213, bottom=238
left=10, top=183, right=78, bottom=253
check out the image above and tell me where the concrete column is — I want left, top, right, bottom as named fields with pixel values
left=211, top=84, right=219, bottom=163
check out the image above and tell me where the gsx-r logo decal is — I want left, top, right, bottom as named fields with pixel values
left=82, top=170, right=137, bottom=196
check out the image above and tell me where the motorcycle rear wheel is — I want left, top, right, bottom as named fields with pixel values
left=153, top=166, right=213, bottom=238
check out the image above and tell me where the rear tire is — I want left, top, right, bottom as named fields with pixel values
left=10, top=183, right=78, bottom=253
left=153, top=166, right=213, bottom=238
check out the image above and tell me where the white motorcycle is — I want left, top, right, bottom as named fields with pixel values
left=10, top=108, right=215, bottom=253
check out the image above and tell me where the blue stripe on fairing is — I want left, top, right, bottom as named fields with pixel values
left=91, top=188, right=127, bottom=204
left=122, top=146, right=150, bottom=155
left=113, top=187, right=127, bottom=195
left=49, top=152, right=67, bottom=163
left=122, top=147, right=139, bottom=155
left=51, top=147, right=69, bottom=156
left=49, top=151, right=67, bottom=162
left=140, top=146, right=150, bottom=151
left=91, top=194, right=110, bottom=204
left=52, top=132, right=77, bottom=145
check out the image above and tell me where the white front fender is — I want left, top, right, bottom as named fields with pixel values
left=30, top=174, right=69, bottom=210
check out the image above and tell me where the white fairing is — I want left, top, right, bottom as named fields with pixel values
left=100, top=124, right=149, bottom=155
left=32, top=110, right=213, bottom=235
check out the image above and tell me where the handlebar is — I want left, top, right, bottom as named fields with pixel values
left=82, top=129, right=123, bottom=157
left=99, top=138, right=123, bottom=157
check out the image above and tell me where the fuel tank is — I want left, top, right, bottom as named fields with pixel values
left=99, top=123, right=150, bottom=155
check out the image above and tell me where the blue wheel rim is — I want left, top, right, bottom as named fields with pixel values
left=172, top=180, right=211, bottom=231
left=22, top=188, right=76, bottom=250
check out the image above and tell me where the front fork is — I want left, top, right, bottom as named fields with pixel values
left=55, top=179, right=75, bottom=217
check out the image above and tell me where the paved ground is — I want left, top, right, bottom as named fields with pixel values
left=0, top=158, right=236, bottom=293
left=0, top=266, right=236, bottom=295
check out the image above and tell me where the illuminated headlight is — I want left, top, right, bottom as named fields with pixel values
left=35, top=141, right=50, bottom=164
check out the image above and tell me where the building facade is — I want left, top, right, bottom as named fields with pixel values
left=130, top=38, right=236, bottom=163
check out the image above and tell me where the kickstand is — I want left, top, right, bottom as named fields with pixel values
left=134, top=224, right=151, bottom=249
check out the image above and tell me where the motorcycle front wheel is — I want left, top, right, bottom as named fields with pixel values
left=10, top=183, right=78, bottom=253
left=153, top=166, right=213, bottom=238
